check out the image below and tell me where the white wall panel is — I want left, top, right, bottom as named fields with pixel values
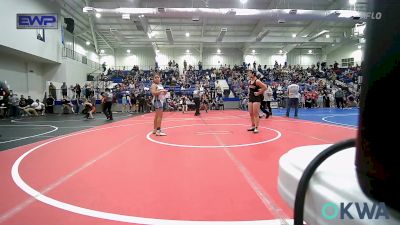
left=115, top=48, right=156, bottom=70
left=105, top=48, right=245, bottom=71
left=203, top=48, right=242, bottom=68
left=327, top=44, right=364, bottom=67
left=27, top=62, right=44, bottom=99
left=111, top=48, right=202, bottom=71
left=43, top=63, right=66, bottom=87
left=0, top=53, right=44, bottom=99
left=0, top=53, right=29, bottom=97
left=100, top=55, right=116, bottom=69
left=64, top=58, right=94, bottom=85
left=156, top=48, right=200, bottom=70
left=287, top=49, right=322, bottom=68
left=244, top=49, right=287, bottom=69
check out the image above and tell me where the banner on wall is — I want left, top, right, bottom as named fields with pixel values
left=17, top=14, right=58, bottom=29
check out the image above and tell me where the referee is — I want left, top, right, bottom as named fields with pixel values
left=193, top=85, right=201, bottom=116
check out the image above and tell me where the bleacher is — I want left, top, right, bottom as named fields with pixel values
left=104, top=63, right=361, bottom=112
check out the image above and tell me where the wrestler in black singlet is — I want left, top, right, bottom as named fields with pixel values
left=248, top=79, right=263, bottom=103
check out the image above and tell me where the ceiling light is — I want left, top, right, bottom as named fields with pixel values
left=116, top=8, right=153, bottom=14
left=308, top=50, right=313, bottom=54
left=349, top=0, right=357, bottom=5
left=338, top=11, right=359, bottom=18
left=148, top=32, right=153, bottom=38
left=127, top=49, right=131, bottom=53
left=326, top=34, right=330, bottom=38
left=252, top=49, right=255, bottom=53
left=186, top=32, right=190, bottom=37
left=358, top=45, right=362, bottom=49
left=292, top=33, right=297, bottom=38
left=122, top=14, right=130, bottom=20
left=240, top=0, right=247, bottom=4
left=309, top=30, right=329, bottom=41
left=279, top=50, right=283, bottom=54
left=278, top=19, right=286, bottom=24
left=217, top=28, right=227, bottom=42
left=83, top=7, right=94, bottom=13
left=217, top=49, right=221, bottom=53
left=86, top=41, right=90, bottom=46
left=95, top=13, right=101, bottom=18
left=235, top=9, right=260, bottom=16
left=226, top=9, right=236, bottom=15
left=100, top=49, right=105, bottom=54
left=186, top=49, right=190, bottom=53
left=122, top=13, right=131, bottom=20
left=156, top=49, right=160, bottom=53
left=256, top=29, right=270, bottom=42
left=166, top=28, right=174, bottom=44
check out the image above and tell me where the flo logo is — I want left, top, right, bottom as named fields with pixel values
left=321, top=202, right=390, bottom=220
left=364, top=12, right=382, bottom=20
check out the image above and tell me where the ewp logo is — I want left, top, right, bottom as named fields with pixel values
left=17, top=14, right=58, bottom=29
left=322, top=202, right=390, bottom=220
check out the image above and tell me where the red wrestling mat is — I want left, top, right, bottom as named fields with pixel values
left=0, top=110, right=356, bottom=225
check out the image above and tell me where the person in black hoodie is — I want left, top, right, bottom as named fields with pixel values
left=46, top=95, right=55, bottom=114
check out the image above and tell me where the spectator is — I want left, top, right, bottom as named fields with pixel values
left=9, top=93, right=19, bottom=118
left=61, top=82, right=68, bottom=99
left=61, top=98, right=73, bottom=114
left=49, top=82, right=57, bottom=100
left=286, top=81, right=300, bottom=118
left=23, top=99, right=44, bottom=116
left=0, top=81, right=10, bottom=120
left=26, top=96, right=34, bottom=105
left=102, top=62, right=107, bottom=72
left=334, top=88, right=345, bottom=109
left=181, top=95, right=188, bottom=113
left=347, top=95, right=358, bottom=107
left=218, top=96, right=224, bottom=110
left=74, top=83, right=81, bottom=99
left=102, top=88, right=113, bottom=120
left=183, top=60, right=187, bottom=71
left=262, top=83, right=273, bottom=116
left=193, top=85, right=201, bottom=116
left=46, top=95, right=55, bottom=114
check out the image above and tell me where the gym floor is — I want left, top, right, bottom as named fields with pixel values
left=0, top=108, right=358, bottom=225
